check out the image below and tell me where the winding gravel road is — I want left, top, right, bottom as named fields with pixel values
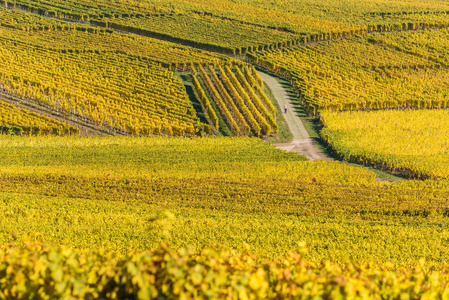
left=258, top=71, right=330, bottom=161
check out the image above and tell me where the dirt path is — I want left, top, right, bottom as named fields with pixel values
left=258, top=71, right=330, bottom=161
left=0, top=94, right=113, bottom=137
left=259, top=71, right=393, bottom=182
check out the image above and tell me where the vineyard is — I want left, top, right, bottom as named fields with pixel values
left=4, top=0, right=449, bottom=54
left=193, top=65, right=276, bottom=136
left=0, top=136, right=448, bottom=296
left=320, top=110, right=449, bottom=180
left=0, top=101, right=79, bottom=135
left=1, top=242, right=449, bottom=299
left=100, top=14, right=299, bottom=55
left=1, top=136, right=449, bottom=265
left=0, top=8, right=281, bottom=137
left=249, top=27, right=449, bottom=179
left=250, top=29, right=449, bottom=113
left=0, top=8, right=234, bottom=68
left=2, top=0, right=449, bottom=297
left=0, top=40, right=197, bottom=135
left=0, top=8, right=219, bottom=136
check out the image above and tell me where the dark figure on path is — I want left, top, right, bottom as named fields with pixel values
left=284, top=103, right=288, bottom=114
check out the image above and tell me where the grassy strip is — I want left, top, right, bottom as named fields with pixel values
left=174, top=72, right=209, bottom=126
left=263, top=82, right=293, bottom=143
left=194, top=73, right=232, bottom=136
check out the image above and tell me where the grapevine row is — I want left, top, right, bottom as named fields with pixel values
left=1, top=136, right=449, bottom=264
left=198, top=65, right=240, bottom=135
left=193, top=64, right=278, bottom=136
left=250, top=30, right=449, bottom=114
left=207, top=66, right=251, bottom=136
left=234, top=66, right=277, bottom=131
left=224, top=66, right=272, bottom=135
left=215, top=65, right=261, bottom=136
left=0, top=100, right=79, bottom=135
left=1, top=242, right=449, bottom=299
left=191, top=71, right=219, bottom=130
left=5, top=0, right=449, bottom=56
left=320, top=109, right=449, bottom=180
